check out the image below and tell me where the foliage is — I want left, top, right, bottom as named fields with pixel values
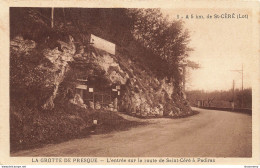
left=10, top=44, right=55, bottom=108
left=11, top=8, right=191, bottom=85
left=10, top=102, right=144, bottom=152
left=127, top=9, right=192, bottom=82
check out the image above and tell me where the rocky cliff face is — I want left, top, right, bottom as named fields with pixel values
left=94, top=50, right=191, bottom=117
left=10, top=8, right=193, bottom=152
left=11, top=33, right=191, bottom=117
left=11, top=35, right=76, bottom=110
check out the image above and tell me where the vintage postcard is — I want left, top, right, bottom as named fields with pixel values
left=0, top=0, right=259, bottom=166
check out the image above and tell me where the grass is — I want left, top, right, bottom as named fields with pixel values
left=10, top=109, right=146, bottom=153
left=84, top=110, right=147, bottom=135
left=123, top=110, right=200, bottom=119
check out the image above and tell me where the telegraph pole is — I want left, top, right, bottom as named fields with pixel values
left=241, top=64, right=244, bottom=108
left=231, top=80, right=235, bottom=110
left=51, top=8, right=54, bottom=28
left=232, top=80, right=235, bottom=101
left=230, top=63, right=244, bottom=108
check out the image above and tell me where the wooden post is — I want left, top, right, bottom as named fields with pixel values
left=101, top=94, right=104, bottom=109
left=232, top=80, right=235, bottom=101
left=51, top=8, right=54, bottom=28
left=93, top=92, right=95, bottom=109
left=230, top=64, right=244, bottom=108
left=231, top=80, right=235, bottom=110
left=62, top=8, right=66, bottom=23
left=80, top=90, right=83, bottom=100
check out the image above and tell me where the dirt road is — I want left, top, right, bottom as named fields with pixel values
left=12, top=107, right=252, bottom=157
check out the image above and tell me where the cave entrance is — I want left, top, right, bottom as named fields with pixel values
left=75, top=75, right=121, bottom=111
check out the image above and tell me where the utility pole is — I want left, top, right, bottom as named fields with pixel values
left=232, top=80, right=235, bottom=101
left=242, top=64, right=244, bottom=108
left=232, top=80, right=235, bottom=110
left=62, top=8, right=66, bottom=23
left=230, top=63, right=244, bottom=108
left=51, top=8, right=54, bottom=28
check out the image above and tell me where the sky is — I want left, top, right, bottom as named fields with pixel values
left=162, top=9, right=253, bottom=91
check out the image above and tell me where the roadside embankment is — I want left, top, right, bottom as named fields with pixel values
left=196, top=106, right=252, bottom=115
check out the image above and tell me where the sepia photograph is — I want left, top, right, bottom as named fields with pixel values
left=0, top=1, right=259, bottom=165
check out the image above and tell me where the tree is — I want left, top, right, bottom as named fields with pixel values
left=11, top=8, right=192, bottom=89
left=127, top=9, right=192, bottom=85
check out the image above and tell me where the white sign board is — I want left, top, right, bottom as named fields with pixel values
left=76, top=84, right=88, bottom=90
left=89, top=88, right=94, bottom=92
left=90, top=34, right=115, bottom=55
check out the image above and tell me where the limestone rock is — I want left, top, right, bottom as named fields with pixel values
left=89, top=101, right=95, bottom=109
left=41, top=36, right=76, bottom=110
left=11, top=36, right=36, bottom=55
left=95, top=101, right=101, bottom=110
left=95, top=53, right=129, bottom=84
left=69, top=94, right=87, bottom=109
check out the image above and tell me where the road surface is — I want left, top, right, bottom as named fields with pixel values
left=12, top=107, right=252, bottom=157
